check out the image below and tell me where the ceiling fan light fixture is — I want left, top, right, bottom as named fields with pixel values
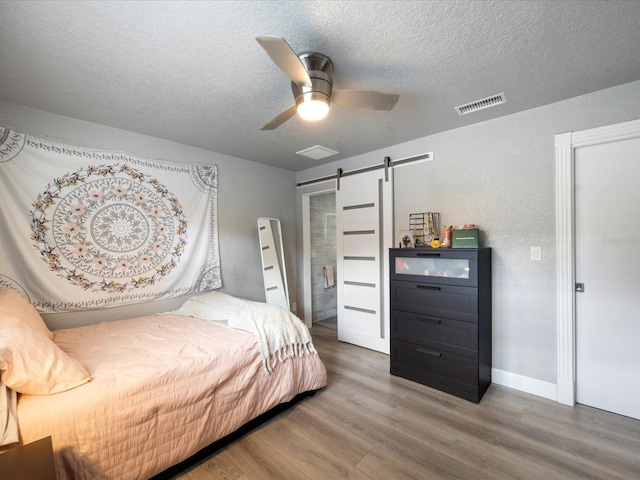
left=256, top=37, right=399, bottom=130
left=297, top=98, right=330, bottom=121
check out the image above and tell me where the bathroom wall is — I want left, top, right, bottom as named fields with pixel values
left=309, top=192, right=336, bottom=321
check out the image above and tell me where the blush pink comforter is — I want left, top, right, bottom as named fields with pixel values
left=16, top=314, right=327, bottom=479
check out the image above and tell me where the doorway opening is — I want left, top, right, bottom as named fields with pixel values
left=302, top=189, right=337, bottom=333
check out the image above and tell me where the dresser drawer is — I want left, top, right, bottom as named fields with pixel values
left=391, top=310, right=478, bottom=357
left=390, top=280, right=478, bottom=322
left=391, top=339, right=479, bottom=393
left=390, top=248, right=481, bottom=287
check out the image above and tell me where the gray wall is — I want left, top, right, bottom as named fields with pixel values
left=3, top=78, right=640, bottom=386
left=295, top=80, right=640, bottom=385
left=0, top=100, right=297, bottom=329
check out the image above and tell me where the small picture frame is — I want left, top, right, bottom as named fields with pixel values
left=398, top=230, right=414, bottom=248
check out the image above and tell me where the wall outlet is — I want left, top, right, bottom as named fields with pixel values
left=292, top=302, right=297, bottom=312
left=531, top=246, right=541, bottom=260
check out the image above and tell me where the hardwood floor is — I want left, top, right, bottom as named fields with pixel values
left=171, top=319, right=640, bottom=479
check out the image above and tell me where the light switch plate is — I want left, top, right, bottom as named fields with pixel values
left=531, top=246, right=541, bottom=260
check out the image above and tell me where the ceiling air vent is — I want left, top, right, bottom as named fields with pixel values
left=296, top=145, right=339, bottom=160
left=454, top=93, right=507, bottom=116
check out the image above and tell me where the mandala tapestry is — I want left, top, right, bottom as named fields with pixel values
left=0, top=127, right=221, bottom=312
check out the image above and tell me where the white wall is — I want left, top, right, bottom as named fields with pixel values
left=295, top=80, right=640, bottom=387
left=0, top=100, right=297, bottom=329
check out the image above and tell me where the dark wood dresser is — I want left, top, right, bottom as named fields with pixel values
left=389, top=247, right=492, bottom=403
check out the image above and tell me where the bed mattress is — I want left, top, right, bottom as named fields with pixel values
left=15, top=314, right=327, bottom=479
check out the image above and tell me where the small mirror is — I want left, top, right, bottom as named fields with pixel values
left=257, top=217, right=290, bottom=310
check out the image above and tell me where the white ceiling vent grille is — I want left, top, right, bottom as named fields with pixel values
left=454, top=93, right=507, bottom=116
left=296, top=145, right=339, bottom=160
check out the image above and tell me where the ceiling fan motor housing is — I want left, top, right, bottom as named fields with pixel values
left=291, top=52, right=334, bottom=107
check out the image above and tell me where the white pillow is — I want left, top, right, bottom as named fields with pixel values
left=0, top=287, right=53, bottom=339
left=171, top=291, right=246, bottom=322
left=0, top=317, right=91, bottom=395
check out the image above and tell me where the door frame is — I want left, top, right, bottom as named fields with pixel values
left=555, top=118, right=640, bottom=405
left=301, top=183, right=336, bottom=328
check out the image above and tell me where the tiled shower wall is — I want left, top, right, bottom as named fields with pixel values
left=310, top=192, right=336, bottom=321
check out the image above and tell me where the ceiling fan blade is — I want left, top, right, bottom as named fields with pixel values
left=261, top=104, right=298, bottom=130
left=256, top=36, right=312, bottom=87
left=332, top=89, right=399, bottom=110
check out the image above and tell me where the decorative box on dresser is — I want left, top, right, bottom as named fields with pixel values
left=389, top=247, right=491, bottom=403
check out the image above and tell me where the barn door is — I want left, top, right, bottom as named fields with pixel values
left=336, top=168, right=393, bottom=354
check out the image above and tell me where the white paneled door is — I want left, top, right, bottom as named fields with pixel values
left=336, top=168, right=393, bottom=354
left=575, top=136, right=640, bottom=420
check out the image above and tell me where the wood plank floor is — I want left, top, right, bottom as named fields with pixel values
left=171, top=319, right=640, bottom=480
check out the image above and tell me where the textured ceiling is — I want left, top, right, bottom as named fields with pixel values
left=1, top=1, right=640, bottom=171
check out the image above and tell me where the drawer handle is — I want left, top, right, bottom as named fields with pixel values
left=416, top=253, right=441, bottom=257
left=417, top=347, right=442, bottom=358
left=417, top=316, right=441, bottom=324
left=417, top=284, right=441, bottom=291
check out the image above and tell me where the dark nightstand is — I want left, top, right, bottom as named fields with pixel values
left=0, top=436, right=56, bottom=480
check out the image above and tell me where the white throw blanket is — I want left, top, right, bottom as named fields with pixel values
left=227, top=301, right=317, bottom=374
left=170, top=292, right=318, bottom=374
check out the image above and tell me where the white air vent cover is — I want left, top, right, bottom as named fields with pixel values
left=296, top=145, right=339, bottom=160
left=455, top=93, right=507, bottom=116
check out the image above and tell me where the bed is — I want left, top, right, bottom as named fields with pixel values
left=0, top=288, right=327, bottom=479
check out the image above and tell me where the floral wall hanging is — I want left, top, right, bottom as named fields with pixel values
left=0, top=127, right=220, bottom=312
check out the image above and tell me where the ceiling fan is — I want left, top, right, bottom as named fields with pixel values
left=256, top=36, right=400, bottom=130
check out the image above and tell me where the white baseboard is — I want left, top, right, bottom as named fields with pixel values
left=491, top=368, right=557, bottom=401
